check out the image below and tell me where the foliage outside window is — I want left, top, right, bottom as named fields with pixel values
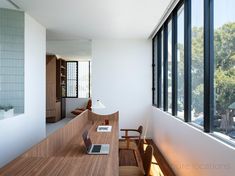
left=191, top=0, right=204, bottom=126
left=177, top=5, right=185, bottom=119
left=168, top=20, right=172, bottom=113
left=213, top=0, right=235, bottom=139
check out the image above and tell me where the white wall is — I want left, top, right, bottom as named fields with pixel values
left=152, top=108, right=235, bottom=176
left=92, top=40, right=152, bottom=138
left=0, top=14, right=46, bottom=167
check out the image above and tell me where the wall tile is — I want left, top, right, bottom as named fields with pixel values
left=0, top=8, right=24, bottom=114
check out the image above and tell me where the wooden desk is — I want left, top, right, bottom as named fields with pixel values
left=0, top=110, right=119, bottom=176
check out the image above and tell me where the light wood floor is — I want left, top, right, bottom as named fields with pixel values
left=119, top=139, right=176, bottom=176
left=119, top=149, right=137, bottom=166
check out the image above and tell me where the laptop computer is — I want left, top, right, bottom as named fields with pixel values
left=82, top=130, right=109, bottom=155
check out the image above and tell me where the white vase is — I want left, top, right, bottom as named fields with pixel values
left=0, top=109, right=14, bottom=119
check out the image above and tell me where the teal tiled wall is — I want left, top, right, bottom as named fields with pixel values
left=0, top=8, right=24, bottom=114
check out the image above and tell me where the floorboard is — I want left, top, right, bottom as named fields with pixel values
left=119, top=149, right=137, bottom=166
left=119, top=139, right=176, bottom=176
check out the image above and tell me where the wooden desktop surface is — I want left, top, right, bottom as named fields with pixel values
left=0, top=111, right=119, bottom=176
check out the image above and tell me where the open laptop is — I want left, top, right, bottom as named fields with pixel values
left=82, top=130, right=109, bottom=155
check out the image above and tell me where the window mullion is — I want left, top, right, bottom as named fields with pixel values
left=157, top=32, right=162, bottom=108
left=172, top=10, right=178, bottom=116
left=163, top=23, right=168, bottom=111
left=184, top=0, right=192, bottom=122
left=204, top=0, right=214, bottom=132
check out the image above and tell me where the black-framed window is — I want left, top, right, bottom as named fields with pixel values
left=66, top=61, right=91, bottom=98
left=66, top=61, right=78, bottom=98
left=152, top=0, right=235, bottom=145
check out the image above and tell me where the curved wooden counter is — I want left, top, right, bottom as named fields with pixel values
left=0, top=110, right=119, bottom=176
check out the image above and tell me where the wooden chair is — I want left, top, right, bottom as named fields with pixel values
left=119, top=126, right=143, bottom=151
left=138, top=140, right=145, bottom=161
left=119, top=145, right=153, bottom=176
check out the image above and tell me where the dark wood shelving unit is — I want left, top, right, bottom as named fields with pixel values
left=46, top=56, right=67, bottom=122
left=46, top=55, right=61, bottom=123
left=56, top=58, right=66, bottom=119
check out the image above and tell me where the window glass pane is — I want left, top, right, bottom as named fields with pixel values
left=214, top=0, right=235, bottom=141
left=67, top=62, right=78, bottom=97
left=177, top=5, right=184, bottom=119
left=168, top=20, right=172, bottom=113
left=78, top=61, right=90, bottom=98
left=191, top=0, right=204, bottom=126
left=153, top=37, right=158, bottom=105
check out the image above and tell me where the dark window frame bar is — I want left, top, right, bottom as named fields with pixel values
left=204, top=0, right=214, bottom=132
left=184, top=0, right=192, bottom=122
left=163, top=22, right=168, bottom=111
left=157, top=31, right=162, bottom=108
left=152, top=34, right=158, bottom=107
left=152, top=36, right=156, bottom=105
left=172, top=9, right=178, bottom=116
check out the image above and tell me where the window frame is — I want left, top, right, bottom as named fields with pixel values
left=184, top=0, right=192, bottom=122
left=151, top=0, right=212, bottom=129
left=152, top=36, right=157, bottom=106
left=66, top=61, right=78, bottom=98
left=163, top=22, right=168, bottom=111
left=203, top=0, right=214, bottom=132
left=152, top=0, right=194, bottom=122
left=157, top=30, right=163, bottom=108
left=152, top=0, right=235, bottom=147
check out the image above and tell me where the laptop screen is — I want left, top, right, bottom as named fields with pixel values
left=82, top=130, right=92, bottom=152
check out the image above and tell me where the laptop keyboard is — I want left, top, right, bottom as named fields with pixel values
left=92, top=145, right=101, bottom=152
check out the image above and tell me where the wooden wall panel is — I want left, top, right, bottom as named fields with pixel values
left=23, top=111, right=90, bottom=157
left=0, top=110, right=119, bottom=176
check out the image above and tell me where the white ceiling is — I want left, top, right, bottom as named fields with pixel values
left=10, top=0, right=171, bottom=40
left=46, top=40, right=91, bottom=58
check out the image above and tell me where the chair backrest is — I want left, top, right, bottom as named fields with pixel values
left=143, top=145, right=153, bottom=176
left=86, top=99, right=92, bottom=110
left=137, top=125, right=143, bottom=135
left=137, top=126, right=143, bottom=147
left=138, top=140, right=145, bottom=161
